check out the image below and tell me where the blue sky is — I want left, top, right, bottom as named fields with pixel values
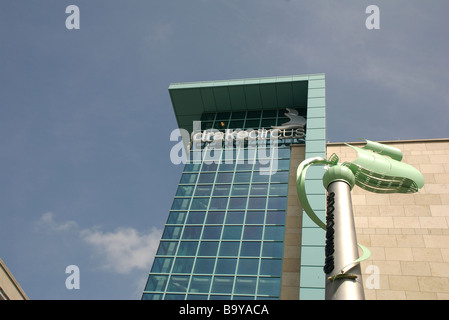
left=0, top=1, right=448, bottom=299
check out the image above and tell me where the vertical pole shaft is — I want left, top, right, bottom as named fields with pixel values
left=323, top=166, right=365, bottom=300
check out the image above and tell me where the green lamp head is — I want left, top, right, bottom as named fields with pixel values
left=296, top=139, right=425, bottom=230
left=341, top=139, right=425, bottom=194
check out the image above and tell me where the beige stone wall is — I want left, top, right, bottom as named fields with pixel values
left=280, top=145, right=305, bottom=300
left=328, top=139, right=449, bottom=300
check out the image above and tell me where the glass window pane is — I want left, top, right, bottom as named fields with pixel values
left=210, top=295, right=231, bottom=300
left=243, top=226, right=263, bottom=240
left=222, top=226, right=242, bottom=240
left=187, top=294, right=208, bottom=300
left=198, top=241, right=219, bottom=256
left=276, top=159, right=290, bottom=171
left=183, top=163, right=201, bottom=172
left=186, top=211, right=206, bottom=224
left=244, top=119, right=260, bottom=129
left=247, top=110, right=261, bottom=119
left=266, top=211, right=286, bottom=224
left=250, top=184, right=268, bottom=196
left=254, top=160, right=271, bottom=173
left=237, top=258, right=259, bottom=275
left=145, top=275, right=169, bottom=291
left=277, top=147, right=290, bottom=158
left=247, top=197, right=266, bottom=210
left=177, top=241, right=198, bottom=256
left=189, top=276, right=212, bottom=293
left=201, top=112, right=215, bottom=121
left=229, top=120, right=244, bottom=130
left=260, top=118, right=275, bottom=128
left=234, top=172, right=251, bottom=183
left=198, top=172, right=215, bottom=184
left=157, top=241, right=178, bottom=256
left=201, top=162, right=218, bottom=172
left=172, top=258, right=194, bottom=274
left=218, top=162, right=235, bottom=172
left=262, top=109, right=277, bottom=117
left=270, top=171, right=289, bottom=183
left=162, top=226, right=182, bottom=239
left=267, top=197, right=287, bottom=210
left=182, top=226, right=202, bottom=239
left=225, top=211, right=245, bottom=224
left=190, top=198, right=210, bottom=210
left=257, top=278, right=281, bottom=296
left=231, top=184, right=249, bottom=196
left=264, top=226, right=285, bottom=241
left=167, top=211, right=187, bottom=224
left=167, top=275, right=190, bottom=292
left=228, top=197, right=247, bottom=209
left=206, top=211, right=225, bottom=224
left=216, top=112, right=231, bottom=121
left=171, top=198, right=191, bottom=210
left=219, top=242, right=240, bottom=256
left=216, top=172, right=233, bottom=183
left=212, top=276, right=234, bottom=294
left=236, top=162, right=253, bottom=171
left=251, top=172, right=270, bottom=183
left=195, top=185, right=213, bottom=196
left=165, top=293, right=186, bottom=300
left=142, top=293, right=163, bottom=300
left=215, top=258, right=237, bottom=274
left=240, top=241, right=261, bottom=257
left=181, top=173, right=198, bottom=184
left=212, top=184, right=231, bottom=196
left=234, top=277, right=257, bottom=295
left=262, top=242, right=283, bottom=257
left=214, top=120, right=229, bottom=130
left=245, top=211, right=265, bottom=224
left=151, top=257, right=173, bottom=273
left=269, top=183, right=288, bottom=196
left=202, top=226, right=222, bottom=239
left=260, top=259, right=282, bottom=276
left=209, top=197, right=228, bottom=210
left=194, top=258, right=216, bottom=274
left=231, top=111, right=246, bottom=120
left=176, top=185, right=194, bottom=197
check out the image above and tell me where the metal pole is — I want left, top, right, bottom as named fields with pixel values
left=323, top=165, right=365, bottom=300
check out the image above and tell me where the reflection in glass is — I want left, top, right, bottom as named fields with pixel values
left=177, top=241, right=198, bottom=256
left=167, top=275, right=190, bottom=292
left=145, top=275, right=168, bottom=292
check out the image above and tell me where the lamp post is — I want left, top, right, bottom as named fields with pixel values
left=296, top=140, right=424, bottom=300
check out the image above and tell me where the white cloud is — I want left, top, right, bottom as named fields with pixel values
left=36, top=212, right=78, bottom=232
left=80, top=227, right=162, bottom=274
left=36, top=212, right=162, bottom=275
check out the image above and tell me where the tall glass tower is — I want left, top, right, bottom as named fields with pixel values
left=142, top=74, right=327, bottom=300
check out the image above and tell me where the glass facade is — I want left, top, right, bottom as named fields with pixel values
left=142, top=109, right=302, bottom=300
left=143, top=74, right=327, bottom=300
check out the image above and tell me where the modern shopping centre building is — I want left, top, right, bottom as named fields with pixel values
left=142, top=74, right=449, bottom=300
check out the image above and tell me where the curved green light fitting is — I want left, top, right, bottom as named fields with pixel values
left=296, top=140, right=425, bottom=274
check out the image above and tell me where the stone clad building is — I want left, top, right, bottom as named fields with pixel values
left=330, top=139, right=449, bottom=300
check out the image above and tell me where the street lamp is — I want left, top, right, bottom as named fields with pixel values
left=296, top=139, right=424, bottom=300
